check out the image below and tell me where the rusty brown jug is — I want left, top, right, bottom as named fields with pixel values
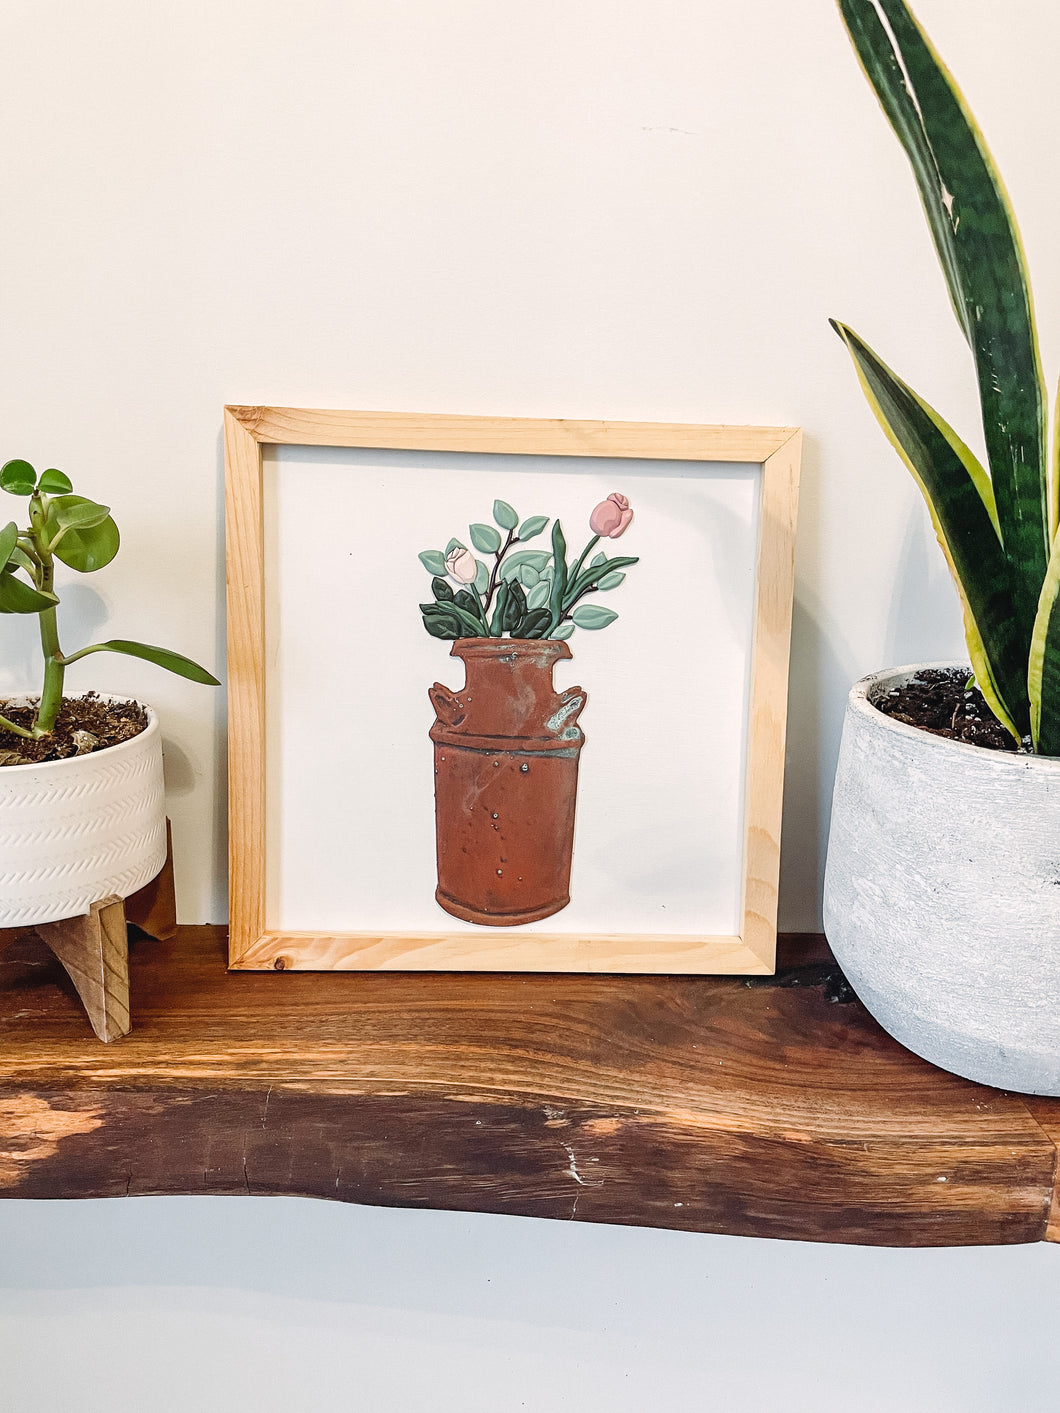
left=429, top=638, right=587, bottom=926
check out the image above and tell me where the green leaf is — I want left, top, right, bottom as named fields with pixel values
left=502, top=580, right=527, bottom=632
left=837, top=0, right=1049, bottom=628
left=473, top=559, right=489, bottom=596
left=469, top=522, right=502, bottom=555
left=590, top=552, right=607, bottom=568
left=1029, top=533, right=1060, bottom=752
left=571, top=605, right=618, bottom=630
left=832, top=319, right=1026, bottom=738
left=562, top=555, right=640, bottom=610
left=0, top=522, right=17, bottom=567
left=421, top=604, right=463, bottom=640
left=548, top=520, right=567, bottom=630
left=500, top=550, right=551, bottom=579
left=551, top=622, right=575, bottom=641
left=37, top=468, right=72, bottom=494
left=0, top=569, right=59, bottom=614
left=520, top=566, right=540, bottom=589
left=445, top=538, right=466, bottom=555
left=431, top=576, right=454, bottom=602
left=526, top=580, right=551, bottom=611
left=53, top=497, right=111, bottom=530
left=0, top=459, right=36, bottom=496
left=44, top=496, right=120, bottom=572
left=493, top=499, right=519, bottom=530
left=597, top=571, right=626, bottom=591
left=489, top=581, right=509, bottom=635
left=517, top=515, right=548, bottom=540
left=419, top=549, right=447, bottom=576
left=87, top=639, right=220, bottom=684
left=514, top=607, right=552, bottom=639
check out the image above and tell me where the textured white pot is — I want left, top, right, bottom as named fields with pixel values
left=824, top=663, right=1060, bottom=1096
left=0, top=697, right=166, bottom=928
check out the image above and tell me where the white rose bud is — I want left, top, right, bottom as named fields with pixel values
left=445, top=546, right=478, bottom=584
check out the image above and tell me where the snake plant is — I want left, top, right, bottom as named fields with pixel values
left=832, top=0, right=1060, bottom=753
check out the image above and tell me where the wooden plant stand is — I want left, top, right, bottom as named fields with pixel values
left=0, top=823, right=176, bottom=1044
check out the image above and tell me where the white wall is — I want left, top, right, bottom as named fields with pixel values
left=2, top=2, right=1059, bottom=1406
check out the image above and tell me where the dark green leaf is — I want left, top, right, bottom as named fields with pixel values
left=517, top=515, right=548, bottom=540
left=493, top=499, right=519, bottom=530
left=37, top=468, right=73, bottom=494
left=469, top=522, right=501, bottom=555
left=548, top=520, right=567, bottom=629
left=91, top=640, right=220, bottom=685
left=489, top=581, right=509, bottom=635
left=0, top=569, right=59, bottom=614
left=502, top=580, right=527, bottom=632
left=514, top=607, right=552, bottom=639
left=431, top=577, right=454, bottom=602
left=571, top=604, right=618, bottom=630
left=833, top=319, right=1028, bottom=736
left=45, top=496, right=119, bottom=572
left=0, top=459, right=36, bottom=495
left=421, top=604, right=463, bottom=640
left=563, top=555, right=640, bottom=610
left=838, top=0, right=1049, bottom=627
left=418, top=549, right=447, bottom=576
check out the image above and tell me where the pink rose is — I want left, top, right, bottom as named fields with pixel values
left=445, top=546, right=478, bottom=584
left=589, top=492, right=633, bottom=538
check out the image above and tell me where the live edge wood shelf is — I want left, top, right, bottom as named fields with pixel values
left=1, top=927, right=1057, bottom=1248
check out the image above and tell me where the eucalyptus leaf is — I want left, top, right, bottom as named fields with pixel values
left=500, top=550, right=551, bottom=578
left=37, top=468, right=73, bottom=494
left=520, top=566, right=540, bottom=589
left=0, top=460, right=36, bottom=496
left=418, top=549, right=447, bottom=576
left=551, top=622, right=575, bottom=641
left=526, top=580, right=551, bottom=611
left=446, top=538, right=466, bottom=555
left=590, top=552, right=607, bottom=567
left=597, top=571, right=626, bottom=591
left=469, top=522, right=502, bottom=554
left=517, top=515, right=548, bottom=540
left=473, top=559, right=489, bottom=596
left=571, top=604, right=618, bottom=630
left=492, top=499, right=519, bottom=530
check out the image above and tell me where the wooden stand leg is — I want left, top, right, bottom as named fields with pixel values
left=124, top=820, right=177, bottom=941
left=37, top=895, right=131, bottom=1043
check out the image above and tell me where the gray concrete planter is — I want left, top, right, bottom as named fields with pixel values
left=823, top=663, right=1060, bottom=1096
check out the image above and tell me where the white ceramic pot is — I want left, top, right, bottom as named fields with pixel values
left=0, top=697, right=166, bottom=928
left=823, top=663, right=1060, bottom=1096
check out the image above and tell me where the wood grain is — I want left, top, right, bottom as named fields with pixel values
left=1, top=926, right=1057, bottom=1247
left=223, top=406, right=800, bottom=974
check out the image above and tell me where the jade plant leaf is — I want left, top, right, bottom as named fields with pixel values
left=44, top=496, right=120, bottom=572
left=0, top=460, right=36, bottom=496
left=37, top=468, right=73, bottom=494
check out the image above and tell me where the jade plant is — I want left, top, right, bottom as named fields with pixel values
left=832, top=0, right=1060, bottom=753
left=418, top=494, right=637, bottom=642
left=0, top=458, right=219, bottom=740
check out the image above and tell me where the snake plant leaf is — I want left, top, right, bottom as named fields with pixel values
left=1028, top=535, right=1060, bottom=754
left=832, top=319, right=1027, bottom=737
left=548, top=520, right=567, bottom=629
left=837, top=0, right=1050, bottom=625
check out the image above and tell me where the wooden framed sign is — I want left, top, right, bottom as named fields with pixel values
left=224, top=407, right=800, bottom=974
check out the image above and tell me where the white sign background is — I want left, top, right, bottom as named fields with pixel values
left=263, top=446, right=760, bottom=936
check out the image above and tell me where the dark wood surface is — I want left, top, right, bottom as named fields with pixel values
left=0, top=926, right=1057, bottom=1247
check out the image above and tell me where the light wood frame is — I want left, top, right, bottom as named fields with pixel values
left=224, top=407, right=801, bottom=974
